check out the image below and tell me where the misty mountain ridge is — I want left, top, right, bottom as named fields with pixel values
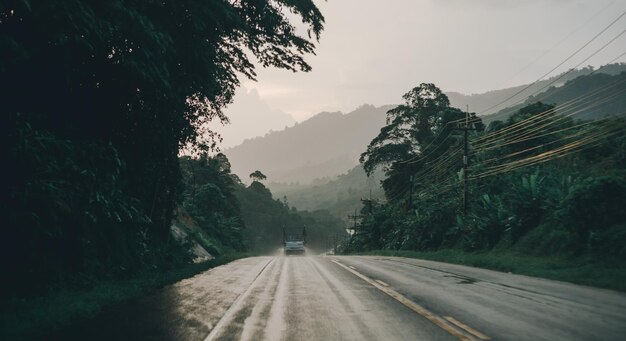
left=269, top=165, right=386, bottom=223
left=225, top=64, right=626, bottom=186
left=225, top=104, right=393, bottom=184
left=447, top=64, right=626, bottom=114
left=483, top=70, right=626, bottom=124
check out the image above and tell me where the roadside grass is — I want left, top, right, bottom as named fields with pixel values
left=351, top=249, right=626, bottom=292
left=0, top=253, right=253, bottom=340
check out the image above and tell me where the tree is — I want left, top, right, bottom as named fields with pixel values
left=2, top=0, right=325, bottom=294
left=180, top=154, right=245, bottom=253
left=250, top=170, right=268, bottom=182
left=359, top=83, right=482, bottom=198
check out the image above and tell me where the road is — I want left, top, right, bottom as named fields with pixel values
left=55, top=255, right=626, bottom=340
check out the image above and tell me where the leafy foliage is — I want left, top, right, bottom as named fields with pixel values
left=360, top=83, right=483, bottom=199
left=235, top=180, right=347, bottom=253
left=349, top=86, right=626, bottom=267
left=249, top=170, right=267, bottom=182
left=2, top=0, right=324, bottom=297
left=179, top=154, right=246, bottom=254
left=179, top=153, right=347, bottom=254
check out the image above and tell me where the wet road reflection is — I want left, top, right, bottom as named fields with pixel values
left=50, top=255, right=626, bottom=341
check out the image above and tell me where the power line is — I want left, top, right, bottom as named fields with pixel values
left=469, top=123, right=623, bottom=180
left=486, top=50, right=626, bottom=121
left=399, top=116, right=480, bottom=165
left=472, top=95, right=623, bottom=155
left=471, top=78, right=617, bottom=144
left=470, top=120, right=601, bottom=168
left=515, top=29, right=626, bottom=106
left=472, top=87, right=625, bottom=152
left=478, top=10, right=626, bottom=115
left=493, top=0, right=620, bottom=90
left=471, top=78, right=626, bottom=148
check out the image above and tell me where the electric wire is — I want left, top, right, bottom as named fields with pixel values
left=472, top=88, right=625, bottom=153
left=492, top=0, right=619, bottom=90
left=477, top=45, right=626, bottom=124
left=469, top=120, right=602, bottom=168
left=472, top=75, right=626, bottom=146
left=398, top=115, right=480, bottom=165
left=471, top=79, right=626, bottom=150
left=472, top=99, right=623, bottom=159
left=511, top=29, right=626, bottom=108
left=468, top=124, right=623, bottom=180
left=477, top=10, right=626, bottom=115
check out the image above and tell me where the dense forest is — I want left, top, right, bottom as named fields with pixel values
left=179, top=154, right=346, bottom=255
left=270, top=166, right=385, bottom=224
left=1, top=0, right=326, bottom=300
left=344, top=82, right=626, bottom=264
left=225, top=65, right=625, bottom=188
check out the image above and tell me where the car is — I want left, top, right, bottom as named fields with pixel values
left=284, top=240, right=305, bottom=255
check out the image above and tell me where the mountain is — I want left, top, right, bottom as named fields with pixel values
left=447, top=64, right=626, bottom=115
left=224, top=64, right=626, bottom=189
left=224, top=104, right=393, bottom=184
left=269, top=166, right=386, bottom=223
left=217, top=87, right=296, bottom=148
left=482, top=70, right=626, bottom=124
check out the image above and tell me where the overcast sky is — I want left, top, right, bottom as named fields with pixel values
left=216, top=0, right=626, bottom=148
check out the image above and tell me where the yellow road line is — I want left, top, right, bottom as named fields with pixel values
left=375, top=279, right=390, bottom=287
left=444, top=316, right=491, bottom=340
left=331, top=259, right=490, bottom=341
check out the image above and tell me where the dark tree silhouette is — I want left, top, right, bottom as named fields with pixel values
left=1, top=0, right=324, bottom=295
left=360, top=83, right=482, bottom=198
left=250, top=170, right=268, bottom=182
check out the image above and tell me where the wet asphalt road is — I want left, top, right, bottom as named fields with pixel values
left=55, top=255, right=626, bottom=341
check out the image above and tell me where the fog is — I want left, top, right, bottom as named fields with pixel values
left=217, top=0, right=625, bottom=148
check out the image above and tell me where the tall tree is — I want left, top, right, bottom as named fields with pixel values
left=250, top=170, right=267, bottom=182
left=1, top=0, right=324, bottom=293
left=360, top=83, right=483, bottom=198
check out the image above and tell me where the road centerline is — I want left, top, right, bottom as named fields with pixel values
left=375, top=279, right=390, bottom=287
left=331, top=258, right=490, bottom=341
left=444, top=316, right=491, bottom=340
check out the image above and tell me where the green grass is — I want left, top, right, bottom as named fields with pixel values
left=0, top=253, right=253, bottom=340
left=351, top=249, right=626, bottom=292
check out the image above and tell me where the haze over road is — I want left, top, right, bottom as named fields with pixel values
left=58, top=256, right=626, bottom=341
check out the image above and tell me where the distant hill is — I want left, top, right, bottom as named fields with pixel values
left=482, top=70, right=626, bottom=124
left=224, top=64, right=626, bottom=188
left=224, top=104, right=393, bottom=184
left=268, top=166, right=385, bottom=223
left=447, top=64, right=626, bottom=115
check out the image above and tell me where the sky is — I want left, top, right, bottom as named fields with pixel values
left=216, top=0, right=626, bottom=148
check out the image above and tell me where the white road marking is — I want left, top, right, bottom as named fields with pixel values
left=331, top=259, right=491, bottom=341
left=375, top=279, right=390, bottom=287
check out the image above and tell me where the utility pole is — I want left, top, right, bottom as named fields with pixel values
left=282, top=225, right=286, bottom=245
left=454, top=105, right=477, bottom=216
left=463, top=107, right=469, bottom=216
left=407, top=174, right=414, bottom=211
left=347, top=209, right=363, bottom=235
left=348, top=209, right=359, bottom=230
left=360, top=195, right=374, bottom=216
